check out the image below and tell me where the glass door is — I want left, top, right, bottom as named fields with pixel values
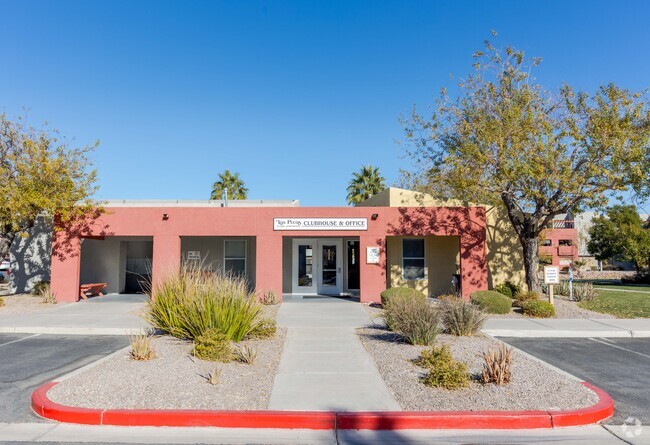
left=292, top=239, right=317, bottom=294
left=318, top=240, right=342, bottom=294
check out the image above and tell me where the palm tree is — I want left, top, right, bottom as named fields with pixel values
left=346, top=165, right=386, bottom=205
left=210, top=170, right=249, bottom=200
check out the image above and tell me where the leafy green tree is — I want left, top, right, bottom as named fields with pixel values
left=346, top=165, right=386, bottom=205
left=210, top=170, right=248, bottom=200
left=588, top=205, right=650, bottom=271
left=401, top=37, right=650, bottom=291
left=0, top=113, right=99, bottom=258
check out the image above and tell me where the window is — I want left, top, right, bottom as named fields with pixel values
left=558, top=239, right=573, bottom=246
left=402, top=238, right=425, bottom=280
left=224, top=240, right=246, bottom=276
left=541, top=239, right=552, bottom=246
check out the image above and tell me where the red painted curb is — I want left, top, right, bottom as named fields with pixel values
left=32, top=380, right=613, bottom=430
left=336, top=410, right=553, bottom=430
left=549, top=382, right=615, bottom=428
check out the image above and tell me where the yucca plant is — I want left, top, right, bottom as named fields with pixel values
left=237, top=345, right=258, bottom=365
left=481, top=343, right=513, bottom=385
left=205, top=365, right=222, bottom=385
left=129, top=334, right=156, bottom=361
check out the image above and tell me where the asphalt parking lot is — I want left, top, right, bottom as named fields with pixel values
left=0, top=333, right=129, bottom=423
left=502, top=337, right=650, bottom=424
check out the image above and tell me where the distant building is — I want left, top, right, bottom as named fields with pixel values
left=538, top=214, right=579, bottom=269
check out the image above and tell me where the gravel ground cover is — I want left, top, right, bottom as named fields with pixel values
left=49, top=304, right=284, bottom=410
left=358, top=323, right=599, bottom=411
left=0, top=293, right=63, bottom=316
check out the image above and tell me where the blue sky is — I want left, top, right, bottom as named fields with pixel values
left=1, top=0, right=649, bottom=206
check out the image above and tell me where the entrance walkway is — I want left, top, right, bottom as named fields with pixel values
left=269, top=297, right=401, bottom=412
left=0, top=294, right=149, bottom=335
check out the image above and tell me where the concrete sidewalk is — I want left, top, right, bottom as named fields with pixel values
left=0, top=294, right=150, bottom=335
left=483, top=318, right=650, bottom=338
left=269, top=296, right=400, bottom=412
left=0, top=422, right=645, bottom=444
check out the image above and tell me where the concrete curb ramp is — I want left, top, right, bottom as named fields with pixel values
left=32, top=381, right=614, bottom=430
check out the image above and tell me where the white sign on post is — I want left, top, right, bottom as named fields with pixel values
left=366, top=247, right=380, bottom=264
left=187, top=251, right=201, bottom=261
left=543, top=266, right=560, bottom=284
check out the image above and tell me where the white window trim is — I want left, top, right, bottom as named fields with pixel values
left=223, top=239, right=247, bottom=277
left=402, top=237, right=426, bottom=281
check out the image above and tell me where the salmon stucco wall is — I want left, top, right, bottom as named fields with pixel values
left=360, top=187, right=525, bottom=292
left=50, top=204, right=488, bottom=303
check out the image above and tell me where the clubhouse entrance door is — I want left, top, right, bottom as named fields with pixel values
left=292, top=239, right=343, bottom=295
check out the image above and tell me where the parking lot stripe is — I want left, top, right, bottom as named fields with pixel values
left=0, top=333, right=41, bottom=348
left=589, top=338, right=650, bottom=360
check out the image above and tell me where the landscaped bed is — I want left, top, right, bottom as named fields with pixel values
left=360, top=298, right=600, bottom=412
left=48, top=305, right=286, bottom=411
left=358, top=325, right=598, bottom=411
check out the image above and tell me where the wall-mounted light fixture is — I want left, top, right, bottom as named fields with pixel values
left=162, top=213, right=169, bottom=220
left=371, top=213, right=379, bottom=220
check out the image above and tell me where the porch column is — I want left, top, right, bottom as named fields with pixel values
left=459, top=233, right=488, bottom=300
left=151, top=235, right=181, bottom=294
left=255, top=235, right=283, bottom=302
left=50, top=233, right=82, bottom=303
left=359, top=235, right=386, bottom=304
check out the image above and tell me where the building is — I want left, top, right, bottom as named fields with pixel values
left=538, top=214, right=579, bottom=269
left=50, top=189, right=496, bottom=303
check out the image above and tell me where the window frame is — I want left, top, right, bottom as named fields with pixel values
left=402, top=237, right=426, bottom=281
left=223, top=239, right=247, bottom=277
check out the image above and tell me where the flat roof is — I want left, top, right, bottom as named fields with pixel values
left=103, top=199, right=300, bottom=207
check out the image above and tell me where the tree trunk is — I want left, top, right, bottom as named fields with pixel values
left=521, top=236, right=541, bottom=292
left=0, top=232, right=14, bottom=259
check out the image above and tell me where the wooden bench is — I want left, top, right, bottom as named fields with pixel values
left=79, top=283, right=107, bottom=300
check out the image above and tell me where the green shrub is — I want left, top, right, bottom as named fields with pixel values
left=470, top=291, right=512, bottom=314
left=521, top=300, right=556, bottom=318
left=383, top=297, right=439, bottom=345
left=194, top=328, right=234, bottom=362
left=513, top=290, right=540, bottom=307
left=493, top=281, right=521, bottom=298
left=380, top=287, right=426, bottom=306
left=32, top=281, right=51, bottom=296
left=622, top=271, right=650, bottom=284
left=247, top=318, right=276, bottom=339
left=146, top=266, right=262, bottom=341
left=416, top=345, right=469, bottom=389
left=440, top=299, right=486, bottom=336
left=414, top=343, right=453, bottom=368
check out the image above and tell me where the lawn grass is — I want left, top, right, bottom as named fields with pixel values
left=590, top=284, right=650, bottom=292
left=578, top=290, right=650, bottom=318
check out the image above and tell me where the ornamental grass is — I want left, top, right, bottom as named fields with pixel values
left=145, top=265, right=263, bottom=342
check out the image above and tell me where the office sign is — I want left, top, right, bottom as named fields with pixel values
left=274, top=218, right=368, bottom=231
left=544, top=266, right=560, bottom=284
left=366, top=246, right=380, bottom=264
